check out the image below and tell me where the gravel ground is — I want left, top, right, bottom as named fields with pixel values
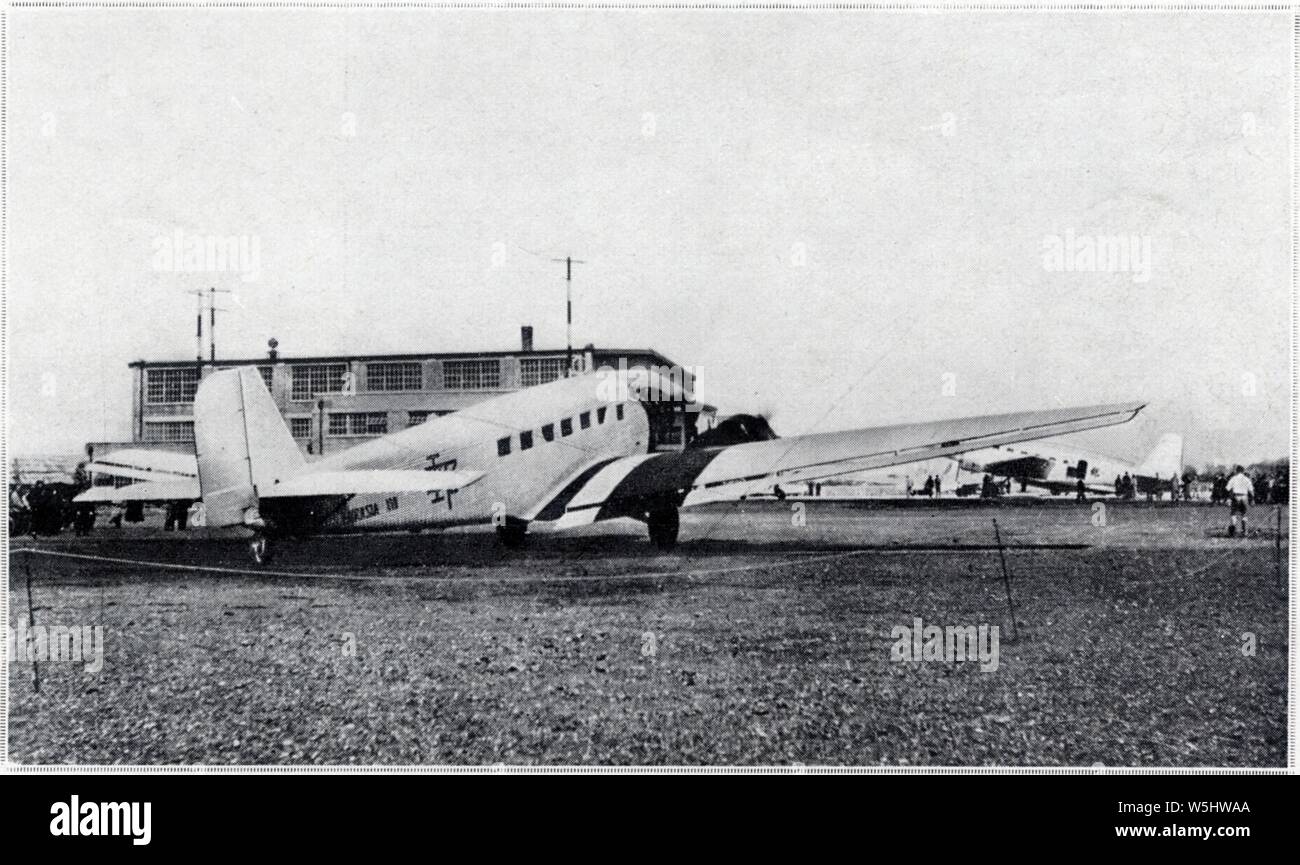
left=7, top=500, right=1289, bottom=766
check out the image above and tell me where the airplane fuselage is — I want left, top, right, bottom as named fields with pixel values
left=260, top=376, right=652, bottom=536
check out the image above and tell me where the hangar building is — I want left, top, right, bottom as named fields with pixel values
left=91, top=328, right=711, bottom=461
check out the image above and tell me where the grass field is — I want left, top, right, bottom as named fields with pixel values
left=7, top=499, right=1290, bottom=766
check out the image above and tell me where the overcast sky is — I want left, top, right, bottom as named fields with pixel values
left=6, top=10, right=1292, bottom=466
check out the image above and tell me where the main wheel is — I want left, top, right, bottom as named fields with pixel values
left=496, top=522, right=528, bottom=549
left=647, top=506, right=679, bottom=551
left=248, top=535, right=274, bottom=565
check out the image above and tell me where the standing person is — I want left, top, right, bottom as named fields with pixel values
left=1225, top=465, right=1254, bottom=538
left=934, top=475, right=942, bottom=498
left=1075, top=477, right=1087, bottom=501
left=9, top=484, right=30, bottom=535
left=1182, top=471, right=1194, bottom=502
left=1114, top=475, right=1123, bottom=497
left=1169, top=473, right=1180, bottom=502
left=1253, top=472, right=1270, bottom=507
left=923, top=475, right=934, bottom=499
left=28, top=480, right=48, bottom=535
left=905, top=476, right=913, bottom=498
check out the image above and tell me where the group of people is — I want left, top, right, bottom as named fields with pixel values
left=905, top=474, right=945, bottom=498
left=1209, top=469, right=1287, bottom=507
left=980, top=474, right=1012, bottom=499
left=9, top=476, right=95, bottom=536
left=1112, top=473, right=1139, bottom=499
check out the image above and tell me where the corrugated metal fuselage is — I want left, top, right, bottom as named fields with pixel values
left=261, top=375, right=650, bottom=535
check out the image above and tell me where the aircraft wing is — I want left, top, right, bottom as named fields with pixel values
left=531, top=401, right=1145, bottom=529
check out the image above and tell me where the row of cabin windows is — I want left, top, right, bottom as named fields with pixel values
left=497, top=404, right=624, bottom=457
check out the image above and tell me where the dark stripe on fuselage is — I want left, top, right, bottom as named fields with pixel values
left=593, top=448, right=724, bottom=521
left=534, top=457, right=624, bottom=522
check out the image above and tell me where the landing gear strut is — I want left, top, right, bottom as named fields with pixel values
left=496, top=520, right=528, bottom=549
left=646, top=506, right=679, bottom=551
left=248, top=533, right=274, bottom=565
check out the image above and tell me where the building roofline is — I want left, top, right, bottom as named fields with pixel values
left=129, top=348, right=680, bottom=369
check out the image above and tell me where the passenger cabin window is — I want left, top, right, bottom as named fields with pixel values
left=520, top=430, right=534, bottom=450
left=616, top=404, right=625, bottom=421
left=597, top=407, right=607, bottom=424
left=579, top=411, right=591, bottom=429
left=541, top=423, right=555, bottom=442
left=560, top=418, right=573, bottom=437
left=497, top=436, right=511, bottom=457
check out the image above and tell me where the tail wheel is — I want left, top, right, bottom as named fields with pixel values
left=496, top=521, right=528, bottom=549
left=248, top=535, right=274, bottom=565
left=647, top=506, right=680, bottom=551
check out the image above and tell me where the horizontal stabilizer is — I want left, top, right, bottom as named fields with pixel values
left=74, top=479, right=201, bottom=503
left=259, top=469, right=483, bottom=498
left=88, top=449, right=198, bottom=483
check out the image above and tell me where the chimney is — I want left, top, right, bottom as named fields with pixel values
left=520, top=326, right=534, bottom=353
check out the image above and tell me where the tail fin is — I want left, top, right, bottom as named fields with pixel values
left=1135, top=433, right=1183, bottom=479
left=194, top=367, right=304, bottom=528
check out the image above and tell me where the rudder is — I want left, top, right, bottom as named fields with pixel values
left=1135, top=433, right=1183, bottom=479
left=194, top=367, right=305, bottom=528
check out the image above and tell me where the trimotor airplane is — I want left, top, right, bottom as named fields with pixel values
left=77, top=366, right=1146, bottom=563
left=952, top=433, right=1183, bottom=497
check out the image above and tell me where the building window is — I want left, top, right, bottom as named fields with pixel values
left=410, top=410, right=454, bottom=425
left=443, top=359, right=501, bottom=390
left=328, top=412, right=388, bottom=436
left=258, top=366, right=275, bottom=393
left=541, top=423, right=554, bottom=442
left=145, top=368, right=199, bottom=404
left=520, top=357, right=567, bottom=387
left=616, top=404, right=625, bottom=421
left=497, top=436, right=511, bottom=457
left=560, top=418, right=573, bottom=437
left=597, top=407, right=607, bottom=424
left=367, top=361, right=423, bottom=392
left=143, top=420, right=194, bottom=443
left=289, top=417, right=312, bottom=439
left=579, top=411, right=591, bottom=430
left=292, top=364, right=350, bottom=400
left=520, top=430, right=534, bottom=450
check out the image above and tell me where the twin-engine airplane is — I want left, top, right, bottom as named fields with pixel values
left=77, top=367, right=1145, bottom=563
left=955, top=433, right=1184, bottom=497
